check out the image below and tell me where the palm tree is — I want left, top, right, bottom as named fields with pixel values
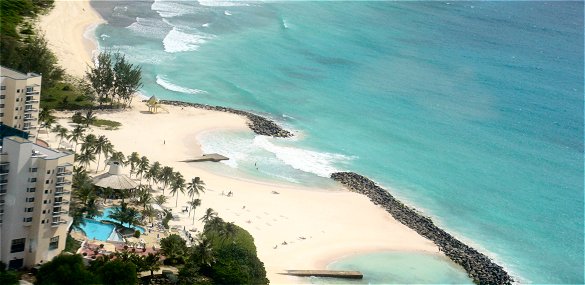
left=39, top=108, right=55, bottom=138
left=169, top=172, right=185, bottom=207
left=75, top=148, right=96, bottom=170
left=199, top=208, right=217, bottom=225
left=93, top=135, right=111, bottom=172
left=127, top=152, right=140, bottom=177
left=84, top=109, right=96, bottom=127
left=80, top=134, right=97, bottom=154
left=110, top=202, right=141, bottom=229
left=101, top=141, right=115, bottom=171
left=55, top=126, right=69, bottom=149
left=194, top=233, right=215, bottom=267
left=142, top=252, right=161, bottom=277
left=146, top=161, right=161, bottom=187
left=135, top=185, right=153, bottom=210
left=69, top=125, right=86, bottom=153
left=109, top=151, right=126, bottom=166
left=101, top=187, right=115, bottom=204
left=137, top=156, right=150, bottom=185
left=141, top=205, right=158, bottom=224
left=159, top=166, right=174, bottom=195
left=187, top=177, right=205, bottom=199
left=154, top=195, right=167, bottom=208
left=189, top=198, right=201, bottom=224
left=222, top=222, right=238, bottom=245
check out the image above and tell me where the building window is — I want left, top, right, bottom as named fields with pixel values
left=49, top=236, right=60, bottom=250
left=43, top=200, right=47, bottom=204
left=27, top=187, right=35, bottom=192
left=0, top=113, right=3, bottom=117
left=47, top=170, right=50, bottom=174
left=25, top=197, right=34, bottom=202
left=44, top=190, right=48, bottom=194
left=23, top=217, right=32, bottom=223
left=0, top=95, right=4, bottom=99
left=24, top=207, right=33, bottom=212
left=30, top=168, right=37, bottom=172
left=0, top=86, right=5, bottom=90
left=42, top=210, right=46, bottom=214
left=29, top=178, right=36, bottom=182
left=45, top=180, right=49, bottom=184
left=8, top=259, right=23, bottom=270
left=0, top=104, right=4, bottom=108
left=42, top=220, right=45, bottom=224
left=10, top=238, right=25, bottom=253
left=16, top=98, right=19, bottom=102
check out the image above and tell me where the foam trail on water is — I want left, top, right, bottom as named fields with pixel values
left=253, top=136, right=354, bottom=178
left=151, top=0, right=199, bottom=18
left=162, top=27, right=213, bottom=53
left=198, top=0, right=249, bottom=7
left=126, top=17, right=170, bottom=39
left=156, top=75, right=206, bottom=94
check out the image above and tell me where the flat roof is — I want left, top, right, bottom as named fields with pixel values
left=5, top=136, right=72, bottom=160
left=0, top=66, right=41, bottom=80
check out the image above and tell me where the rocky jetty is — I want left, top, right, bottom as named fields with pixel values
left=159, top=100, right=292, bottom=138
left=330, top=172, right=513, bottom=285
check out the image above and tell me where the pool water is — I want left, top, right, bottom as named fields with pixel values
left=79, top=207, right=145, bottom=242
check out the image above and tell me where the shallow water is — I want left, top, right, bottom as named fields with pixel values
left=92, top=1, right=584, bottom=282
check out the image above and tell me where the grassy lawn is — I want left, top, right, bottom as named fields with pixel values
left=41, top=82, right=94, bottom=110
left=92, top=118, right=122, bottom=130
left=64, top=234, right=82, bottom=253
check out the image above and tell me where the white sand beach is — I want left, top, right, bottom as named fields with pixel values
left=39, top=0, right=105, bottom=78
left=39, top=0, right=445, bottom=283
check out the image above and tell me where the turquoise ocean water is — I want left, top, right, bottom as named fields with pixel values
left=91, top=1, right=583, bottom=283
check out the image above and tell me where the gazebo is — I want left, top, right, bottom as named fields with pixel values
left=92, top=161, right=138, bottom=197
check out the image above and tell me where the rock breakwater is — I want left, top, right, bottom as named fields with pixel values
left=330, top=172, right=513, bottom=285
left=159, top=100, right=293, bottom=138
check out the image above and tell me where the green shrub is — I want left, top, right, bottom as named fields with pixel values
left=133, top=230, right=141, bottom=238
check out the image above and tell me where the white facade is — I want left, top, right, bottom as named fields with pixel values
left=0, top=136, right=73, bottom=269
left=0, top=66, right=42, bottom=140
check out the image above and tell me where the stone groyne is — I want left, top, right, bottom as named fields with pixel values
left=330, top=172, right=513, bottom=285
left=159, top=100, right=292, bottom=138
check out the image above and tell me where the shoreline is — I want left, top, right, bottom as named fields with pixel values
left=48, top=100, right=444, bottom=284
left=39, top=0, right=105, bottom=78
left=35, top=0, right=491, bottom=283
left=331, top=172, right=513, bottom=284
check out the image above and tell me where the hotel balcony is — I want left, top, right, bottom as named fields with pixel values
left=51, top=220, right=67, bottom=227
left=52, top=210, right=68, bottom=217
left=54, top=199, right=69, bottom=206
left=22, top=125, right=37, bottom=131
left=56, top=170, right=72, bottom=176
left=24, top=108, right=39, bottom=113
left=25, top=97, right=39, bottom=103
left=56, top=179, right=71, bottom=186
left=0, top=179, right=8, bottom=185
left=23, top=116, right=36, bottom=121
left=54, top=190, right=71, bottom=196
left=0, top=168, right=9, bottom=174
left=0, top=189, right=6, bottom=195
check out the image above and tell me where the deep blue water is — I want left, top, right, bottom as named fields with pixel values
left=92, top=1, right=584, bottom=283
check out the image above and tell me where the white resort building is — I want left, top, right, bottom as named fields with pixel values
left=0, top=136, right=74, bottom=269
left=0, top=66, right=42, bottom=140
left=0, top=66, right=73, bottom=269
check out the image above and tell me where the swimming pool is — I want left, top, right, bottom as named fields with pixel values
left=79, top=207, right=145, bottom=242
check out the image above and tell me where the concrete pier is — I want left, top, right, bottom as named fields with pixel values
left=282, top=270, right=363, bottom=279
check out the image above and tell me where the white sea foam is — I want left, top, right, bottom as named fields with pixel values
left=202, top=23, right=210, bottom=27
left=281, top=18, right=289, bottom=29
left=162, top=27, right=214, bottom=53
left=253, top=136, right=354, bottom=178
left=113, top=6, right=128, bottom=12
left=151, top=0, right=199, bottom=18
left=156, top=75, right=206, bottom=95
left=198, top=0, right=249, bottom=7
left=126, top=17, right=170, bottom=39
left=224, top=10, right=232, bottom=16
